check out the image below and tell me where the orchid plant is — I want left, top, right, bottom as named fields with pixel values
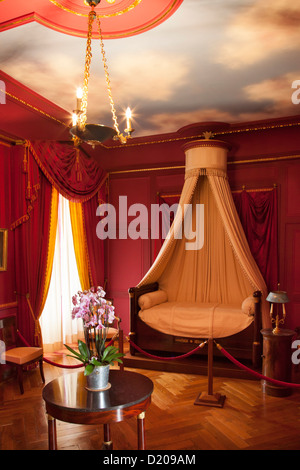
left=64, top=286, right=124, bottom=375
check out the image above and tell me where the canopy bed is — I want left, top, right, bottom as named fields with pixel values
left=128, top=138, right=271, bottom=375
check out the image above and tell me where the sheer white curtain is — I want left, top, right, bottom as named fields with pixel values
left=40, top=194, right=84, bottom=353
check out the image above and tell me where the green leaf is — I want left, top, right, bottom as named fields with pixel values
left=78, top=340, right=90, bottom=360
left=100, top=346, right=112, bottom=362
left=100, top=345, right=124, bottom=365
left=91, top=357, right=101, bottom=366
left=66, top=354, right=86, bottom=363
left=64, top=343, right=82, bottom=358
left=84, top=363, right=94, bottom=376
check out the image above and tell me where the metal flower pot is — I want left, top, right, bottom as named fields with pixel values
left=86, top=364, right=110, bottom=391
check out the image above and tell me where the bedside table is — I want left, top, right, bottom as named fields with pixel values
left=261, top=328, right=295, bottom=397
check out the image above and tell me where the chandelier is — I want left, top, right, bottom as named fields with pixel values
left=70, top=0, right=134, bottom=146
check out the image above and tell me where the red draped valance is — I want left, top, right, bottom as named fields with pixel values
left=28, top=140, right=107, bottom=202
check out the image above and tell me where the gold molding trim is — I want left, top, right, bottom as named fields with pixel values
left=109, top=165, right=184, bottom=175
left=229, top=154, right=300, bottom=165
left=49, top=0, right=142, bottom=19
left=0, top=301, right=18, bottom=311
left=0, top=133, right=25, bottom=146
left=104, top=120, right=300, bottom=149
left=157, top=192, right=181, bottom=198
left=0, top=140, right=13, bottom=148
left=46, top=1, right=181, bottom=39
left=0, top=87, right=69, bottom=128
left=0, top=228, right=8, bottom=272
left=120, top=0, right=181, bottom=39
left=0, top=0, right=180, bottom=39
left=109, top=154, right=300, bottom=175
left=232, top=186, right=277, bottom=193
left=0, top=14, right=36, bottom=32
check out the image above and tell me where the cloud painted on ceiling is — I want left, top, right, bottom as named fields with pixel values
left=1, top=0, right=300, bottom=137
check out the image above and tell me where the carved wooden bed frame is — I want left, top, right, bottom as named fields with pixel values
left=128, top=282, right=262, bottom=374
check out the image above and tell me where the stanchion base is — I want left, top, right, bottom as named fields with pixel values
left=194, top=392, right=226, bottom=408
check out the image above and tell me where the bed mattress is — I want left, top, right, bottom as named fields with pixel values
left=138, top=301, right=253, bottom=339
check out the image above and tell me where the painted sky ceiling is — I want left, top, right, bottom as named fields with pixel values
left=0, top=0, right=300, bottom=138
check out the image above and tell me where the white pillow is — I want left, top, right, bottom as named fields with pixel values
left=242, top=296, right=255, bottom=316
left=138, top=290, right=168, bottom=311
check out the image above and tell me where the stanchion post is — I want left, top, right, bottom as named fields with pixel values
left=194, top=338, right=226, bottom=408
left=252, top=290, right=262, bottom=368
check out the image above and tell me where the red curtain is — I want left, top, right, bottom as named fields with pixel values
left=232, top=188, right=278, bottom=291
left=82, top=188, right=106, bottom=288
left=11, top=146, right=53, bottom=346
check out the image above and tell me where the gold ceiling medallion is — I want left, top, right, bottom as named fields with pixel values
left=49, top=0, right=142, bottom=18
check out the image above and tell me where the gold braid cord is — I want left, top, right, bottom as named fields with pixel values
left=96, top=15, right=121, bottom=138
left=79, top=6, right=124, bottom=141
left=80, top=9, right=95, bottom=128
left=79, top=6, right=123, bottom=139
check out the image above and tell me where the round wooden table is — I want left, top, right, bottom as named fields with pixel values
left=42, top=369, right=154, bottom=450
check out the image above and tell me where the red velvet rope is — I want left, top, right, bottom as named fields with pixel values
left=17, top=330, right=116, bottom=369
left=219, top=345, right=300, bottom=388
left=18, top=327, right=299, bottom=386
left=128, top=338, right=207, bottom=360
left=43, top=338, right=115, bottom=369
left=43, top=357, right=84, bottom=369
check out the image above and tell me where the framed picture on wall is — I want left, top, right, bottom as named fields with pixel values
left=0, top=229, right=8, bottom=271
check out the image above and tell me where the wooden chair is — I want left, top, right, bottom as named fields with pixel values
left=0, top=316, right=45, bottom=394
left=3, top=346, right=45, bottom=394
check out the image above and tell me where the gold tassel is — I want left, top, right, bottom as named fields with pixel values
left=75, top=148, right=82, bottom=182
left=27, top=179, right=31, bottom=200
left=23, top=144, right=28, bottom=173
left=25, top=142, right=32, bottom=199
left=26, top=293, right=42, bottom=347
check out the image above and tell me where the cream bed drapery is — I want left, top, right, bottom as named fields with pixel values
left=138, top=139, right=270, bottom=333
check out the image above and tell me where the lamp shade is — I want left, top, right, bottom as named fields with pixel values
left=266, top=291, right=289, bottom=303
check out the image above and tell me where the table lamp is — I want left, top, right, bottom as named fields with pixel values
left=266, top=288, right=289, bottom=334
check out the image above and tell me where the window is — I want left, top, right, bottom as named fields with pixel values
left=40, top=195, right=83, bottom=352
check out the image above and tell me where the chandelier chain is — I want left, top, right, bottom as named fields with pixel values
left=96, top=15, right=121, bottom=137
left=80, top=10, right=95, bottom=127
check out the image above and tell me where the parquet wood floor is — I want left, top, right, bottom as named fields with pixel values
left=1, top=346, right=300, bottom=451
